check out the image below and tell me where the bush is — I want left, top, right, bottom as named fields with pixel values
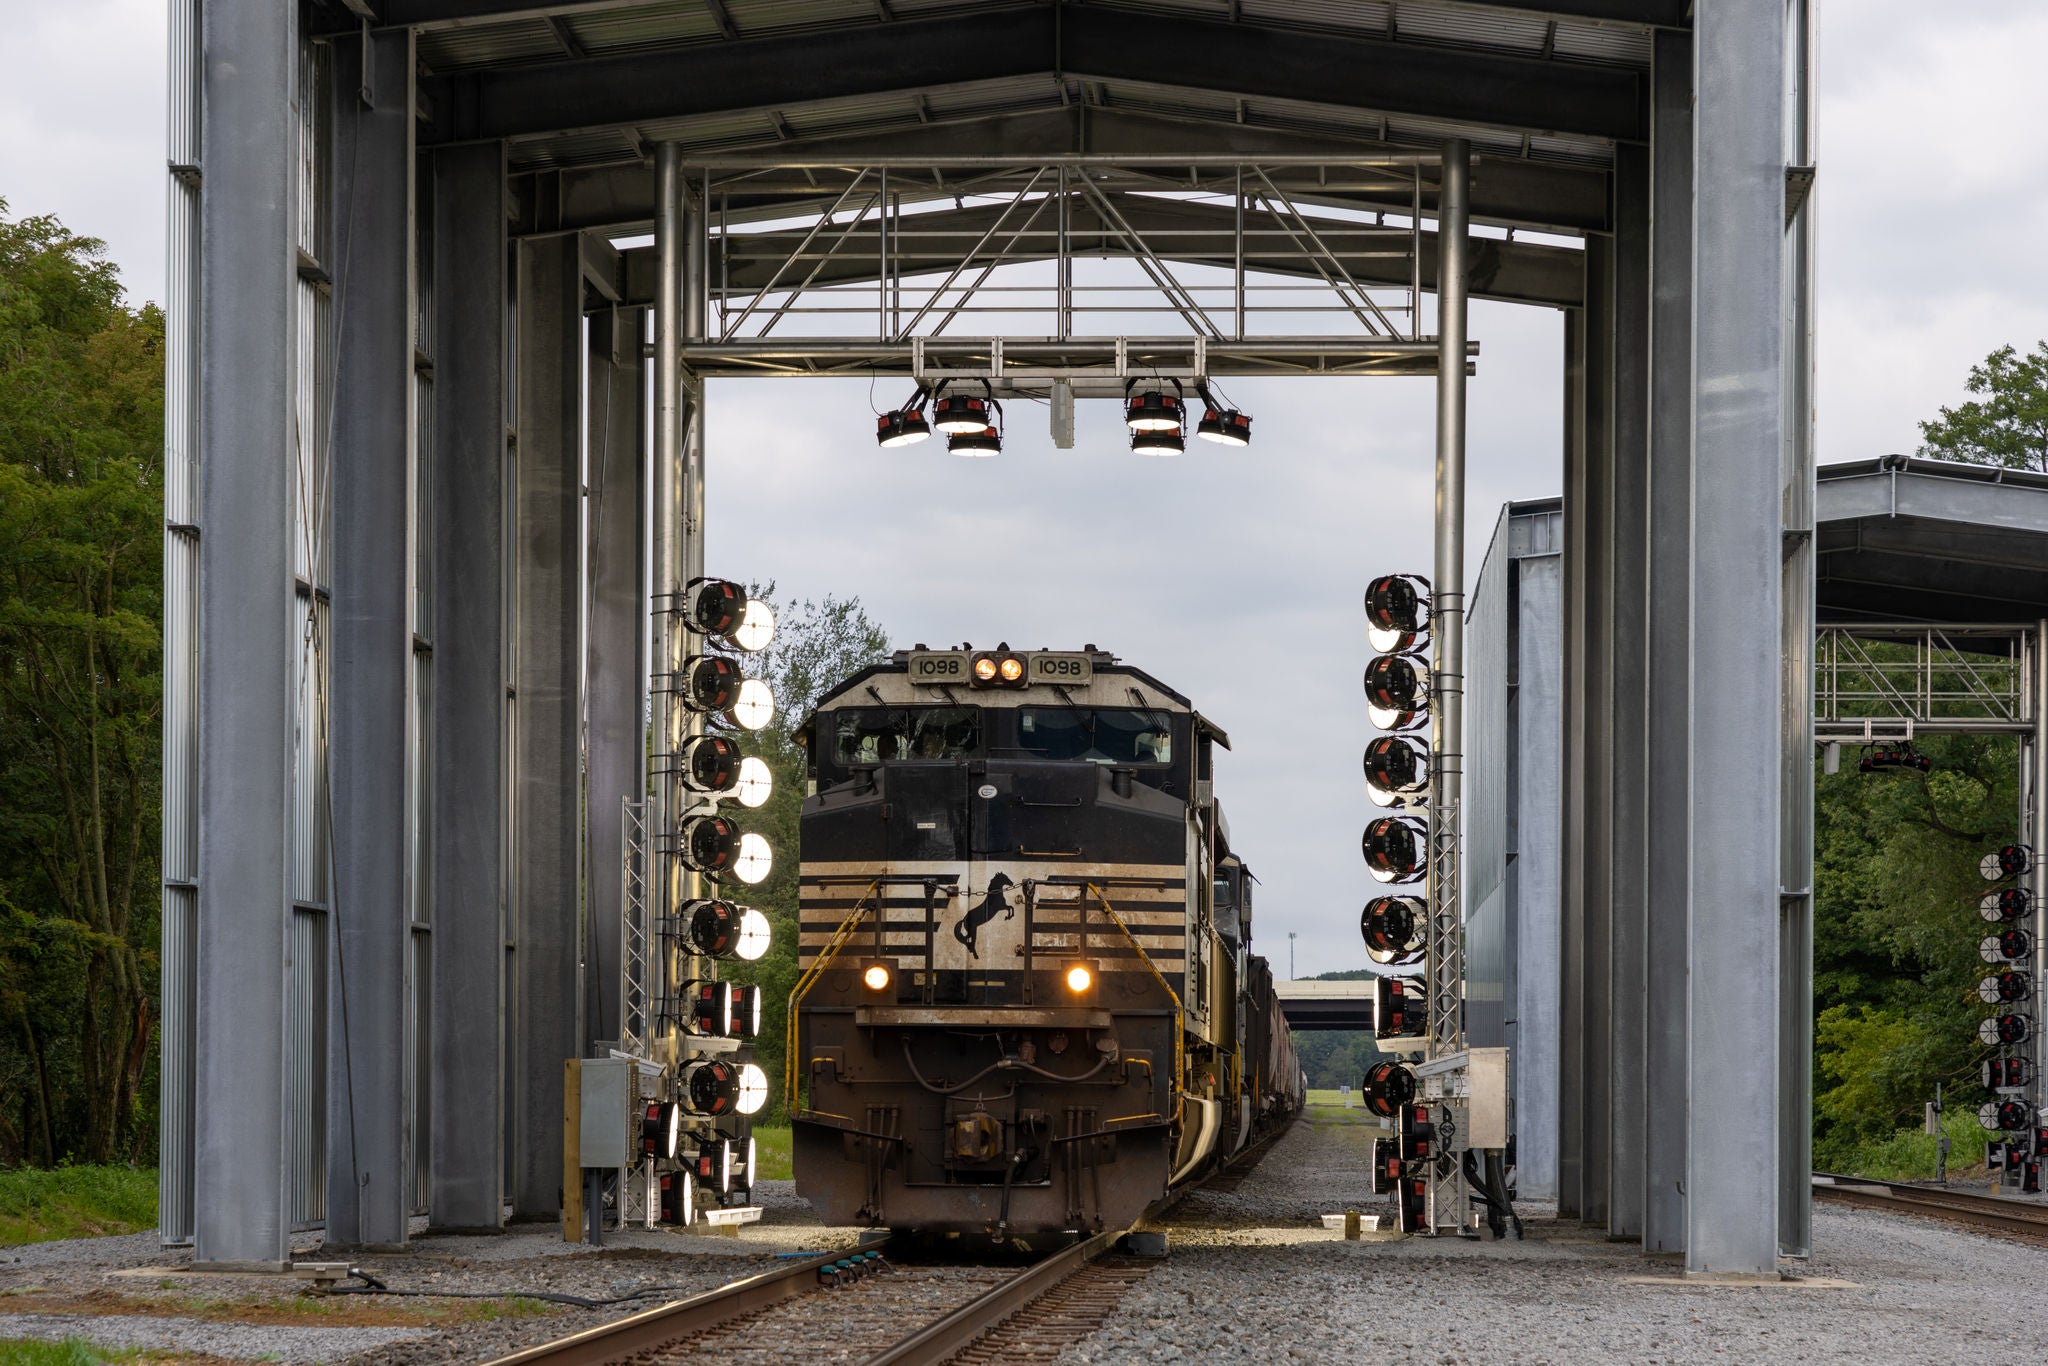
left=0, top=1165, right=157, bottom=1246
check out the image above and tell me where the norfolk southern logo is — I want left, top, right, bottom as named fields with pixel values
left=953, top=873, right=1016, bottom=959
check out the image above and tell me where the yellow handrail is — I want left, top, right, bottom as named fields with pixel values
left=1085, top=881, right=1185, bottom=1123
left=784, top=880, right=883, bottom=1111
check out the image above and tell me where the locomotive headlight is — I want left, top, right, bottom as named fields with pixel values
left=734, top=756, right=774, bottom=808
left=734, top=906, right=772, bottom=961
left=732, top=833, right=773, bottom=885
left=1064, top=961, right=1096, bottom=993
left=999, top=656, right=1025, bottom=683
left=728, top=679, right=775, bottom=731
left=643, top=1101, right=681, bottom=1160
left=862, top=961, right=893, bottom=992
left=735, top=1063, right=769, bottom=1117
left=973, top=656, right=999, bottom=682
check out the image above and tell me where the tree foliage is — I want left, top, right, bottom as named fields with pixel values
left=0, top=201, right=163, bottom=1165
left=720, top=588, right=890, bottom=1122
left=1917, top=341, right=2048, bottom=472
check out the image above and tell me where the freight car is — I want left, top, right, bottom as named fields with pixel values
left=787, top=645, right=1303, bottom=1240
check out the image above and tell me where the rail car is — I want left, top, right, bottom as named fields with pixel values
left=787, top=644, right=1304, bottom=1239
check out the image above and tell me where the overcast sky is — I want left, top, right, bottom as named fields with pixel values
left=5, top=2, right=2047, bottom=980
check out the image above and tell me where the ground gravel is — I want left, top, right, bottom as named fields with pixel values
left=0, top=1311, right=431, bottom=1362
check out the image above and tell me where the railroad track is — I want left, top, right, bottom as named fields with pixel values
left=1813, top=1172, right=2048, bottom=1243
left=488, top=1121, right=1297, bottom=1366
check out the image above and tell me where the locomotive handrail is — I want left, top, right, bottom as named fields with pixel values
left=786, top=879, right=884, bottom=1108
left=1084, top=882, right=1185, bottom=1125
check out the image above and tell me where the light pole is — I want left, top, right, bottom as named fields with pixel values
left=1289, top=932, right=1297, bottom=981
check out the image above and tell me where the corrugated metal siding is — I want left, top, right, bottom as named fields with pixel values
left=409, top=927, right=433, bottom=1213
left=1465, top=505, right=1512, bottom=1052
left=289, top=907, right=329, bottom=1228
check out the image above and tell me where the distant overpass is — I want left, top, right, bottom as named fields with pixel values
left=1272, top=979, right=1377, bottom=1032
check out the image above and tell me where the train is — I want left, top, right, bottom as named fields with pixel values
left=786, top=644, right=1303, bottom=1240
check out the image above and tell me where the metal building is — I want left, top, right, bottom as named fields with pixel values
left=161, top=0, right=1815, bottom=1275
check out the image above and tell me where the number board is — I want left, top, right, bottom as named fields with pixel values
left=906, top=651, right=970, bottom=684
left=1028, top=652, right=1094, bottom=684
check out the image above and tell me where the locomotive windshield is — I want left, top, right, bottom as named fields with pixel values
left=831, top=706, right=983, bottom=765
left=1017, top=708, right=1175, bottom=765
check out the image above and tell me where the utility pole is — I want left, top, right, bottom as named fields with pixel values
left=1289, top=932, right=1297, bottom=981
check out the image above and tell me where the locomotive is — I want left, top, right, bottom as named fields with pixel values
left=787, top=644, right=1303, bottom=1239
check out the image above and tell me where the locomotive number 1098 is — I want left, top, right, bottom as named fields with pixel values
left=905, top=650, right=1095, bottom=685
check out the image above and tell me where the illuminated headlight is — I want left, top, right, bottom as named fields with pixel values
left=972, top=653, right=1027, bottom=688
left=1124, top=387, right=1185, bottom=432
left=1980, top=970, right=2031, bottom=1004
left=728, top=983, right=764, bottom=1039
left=1360, top=895, right=1426, bottom=967
left=1982, top=887, right=2032, bottom=923
left=1363, top=735, right=1428, bottom=807
left=685, top=1141, right=732, bottom=1193
left=933, top=392, right=993, bottom=433
left=876, top=408, right=931, bottom=448
left=1981, top=929, right=2033, bottom=964
left=999, top=656, right=1025, bottom=682
left=680, top=898, right=771, bottom=961
left=862, top=961, right=892, bottom=992
left=1064, top=961, right=1096, bottom=993
left=727, top=678, right=775, bottom=731
left=1361, top=1060, right=1415, bottom=1119
left=1362, top=816, right=1426, bottom=884
left=734, top=599, right=775, bottom=652
left=1130, top=426, right=1185, bottom=457
left=733, top=756, right=774, bottom=808
left=973, top=656, right=999, bottom=683
left=733, top=906, right=772, bottom=960
left=735, top=1063, right=769, bottom=1117
left=948, top=425, right=1002, bottom=457
left=1196, top=408, right=1251, bottom=446
left=684, top=979, right=733, bottom=1036
left=642, top=1101, right=681, bottom=1160
left=1982, top=1013, right=2033, bottom=1047
left=681, top=735, right=741, bottom=793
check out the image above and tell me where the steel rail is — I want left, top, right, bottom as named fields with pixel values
left=860, top=1230, right=1123, bottom=1366
left=1812, top=1173, right=2048, bottom=1242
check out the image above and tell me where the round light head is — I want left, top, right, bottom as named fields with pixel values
left=683, top=898, right=741, bottom=956
left=973, top=656, right=999, bottom=683
left=734, top=756, right=774, bottom=808
left=1980, top=1098, right=2033, bottom=1132
left=679, top=814, right=739, bottom=873
left=1361, top=816, right=1424, bottom=884
left=1983, top=845, right=2035, bottom=881
left=643, top=1101, right=680, bottom=1160
left=682, top=1058, right=740, bottom=1115
left=1980, top=970, right=2031, bottom=1004
left=1065, top=963, right=1093, bottom=993
left=1363, top=653, right=1428, bottom=717
left=876, top=408, right=932, bottom=448
left=670, top=1170, right=696, bottom=1227
left=732, top=832, right=773, bottom=885
left=730, top=983, right=763, bottom=1037
left=684, top=655, right=741, bottom=713
left=948, top=425, right=1001, bottom=457
left=1363, top=574, right=1430, bottom=637
left=689, top=579, right=747, bottom=639
left=1124, top=389, right=1185, bottom=432
left=1366, top=623, right=1429, bottom=655
left=863, top=962, right=892, bottom=992
left=683, top=735, right=741, bottom=793
left=1131, top=426, right=1185, bottom=457
left=734, top=599, right=775, bottom=652
left=687, top=979, right=733, bottom=1036
left=719, top=1138, right=736, bottom=1191
left=1361, top=895, right=1425, bottom=967
left=1363, top=735, right=1428, bottom=807
left=1368, top=702, right=1427, bottom=733
left=1360, top=1060, right=1414, bottom=1119
left=1196, top=408, right=1251, bottom=446
left=735, top=1063, right=769, bottom=1117
left=999, top=655, right=1025, bottom=683
left=1982, top=1013, right=2033, bottom=1047
left=933, top=392, right=993, bottom=433
left=728, top=678, right=775, bottom=731
left=735, top=906, right=772, bottom=961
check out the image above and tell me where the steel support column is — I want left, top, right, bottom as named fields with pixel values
left=192, top=0, right=298, bottom=1270
left=1687, top=0, right=1788, bottom=1276
left=1643, top=26, right=1694, bottom=1258
left=509, top=237, right=585, bottom=1218
left=1608, top=144, right=1652, bottom=1242
left=1556, top=304, right=1587, bottom=1221
left=649, top=145, right=685, bottom=1065
left=428, top=141, right=509, bottom=1232
left=325, top=28, right=417, bottom=1252
left=1579, top=230, right=1616, bottom=1231
left=585, top=302, right=647, bottom=1052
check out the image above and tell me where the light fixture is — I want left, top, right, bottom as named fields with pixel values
left=1982, top=1013, right=2033, bottom=1046
left=876, top=408, right=932, bottom=448
left=1980, top=970, right=2031, bottom=1004
left=685, top=1141, right=734, bottom=1193
left=1064, top=961, right=1095, bottom=993
left=1360, top=895, right=1425, bottom=968
left=677, top=813, right=742, bottom=873
left=1857, top=741, right=1931, bottom=774
left=862, top=960, right=892, bottom=992
left=1983, top=888, right=2033, bottom=923
left=1364, top=574, right=1431, bottom=649
left=735, top=1063, right=769, bottom=1116
left=679, top=1058, right=743, bottom=1116
left=1361, top=1060, right=1415, bottom=1119
left=1131, top=425, right=1185, bottom=457
left=1980, top=1098, right=2034, bottom=1132
left=999, top=656, right=1025, bottom=683
left=734, top=756, right=774, bottom=809
left=686, top=579, right=775, bottom=652
left=972, top=651, right=1027, bottom=688
left=1983, top=845, right=2035, bottom=881
left=1363, top=735, right=1428, bottom=807
left=731, top=1133, right=757, bottom=1189
left=728, top=679, right=775, bottom=731
left=1982, top=928, right=2034, bottom=964
left=1124, top=380, right=1185, bottom=432
left=732, top=833, right=772, bottom=885
left=684, top=979, right=734, bottom=1036
left=1375, top=975, right=1422, bottom=1038
left=663, top=1170, right=697, bottom=1226
left=1193, top=381, right=1252, bottom=446
left=679, top=899, right=772, bottom=961
left=729, top=983, right=763, bottom=1038
left=933, top=382, right=996, bottom=434
left=1363, top=653, right=1429, bottom=732
left=948, top=424, right=1001, bottom=457
left=683, top=655, right=742, bottom=713
left=1984, top=1057, right=2033, bottom=1090
left=642, top=1100, right=681, bottom=1160
left=680, top=735, right=741, bottom=793
left=1362, top=815, right=1425, bottom=884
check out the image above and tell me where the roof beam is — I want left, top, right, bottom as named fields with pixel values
left=525, top=109, right=1610, bottom=237
left=422, top=5, right=1645, bottom=146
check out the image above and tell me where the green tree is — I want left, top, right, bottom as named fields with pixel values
left=1917, top=341, right=2048, bottom=472
left=0, top=202, right=163, bottom=1165
left=723, top=589, right=890, bottom=1121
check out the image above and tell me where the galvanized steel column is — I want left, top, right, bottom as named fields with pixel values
left=1556, top=305, right=1586, bottom=1221
left=510, top=237, right=586, bottom=1218
left=1579, top=231, right=1615, bottom=1231
left=650, top=146, right=685, bottom=1061
left=428, top=141, right=509, bottom=1232
left=585, top=303, right=647, bottom=1051
left=325, top=28, right=417, bottom=1251
left=1644, top=26, right=1694, bottom=1258
left=1608, top=143, right=1652, bottom=1242
left=192, top=0, right=298, bottom=1269
left=1689, top=0, right=1789, bottom=1276
left=1430, top=139, right=1470, bottom=1061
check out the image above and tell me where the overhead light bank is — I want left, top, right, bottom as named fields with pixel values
left=875, top=377, right=1252, bottom=457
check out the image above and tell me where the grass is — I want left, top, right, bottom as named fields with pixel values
left=0, top=1168, right=157, bottom=1248
left=0, top=1340, right=190, bottom=1365
left=751, top=1126, right=793, bottom=1182
left=1827, top=1108, right=1994, bottom=1183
